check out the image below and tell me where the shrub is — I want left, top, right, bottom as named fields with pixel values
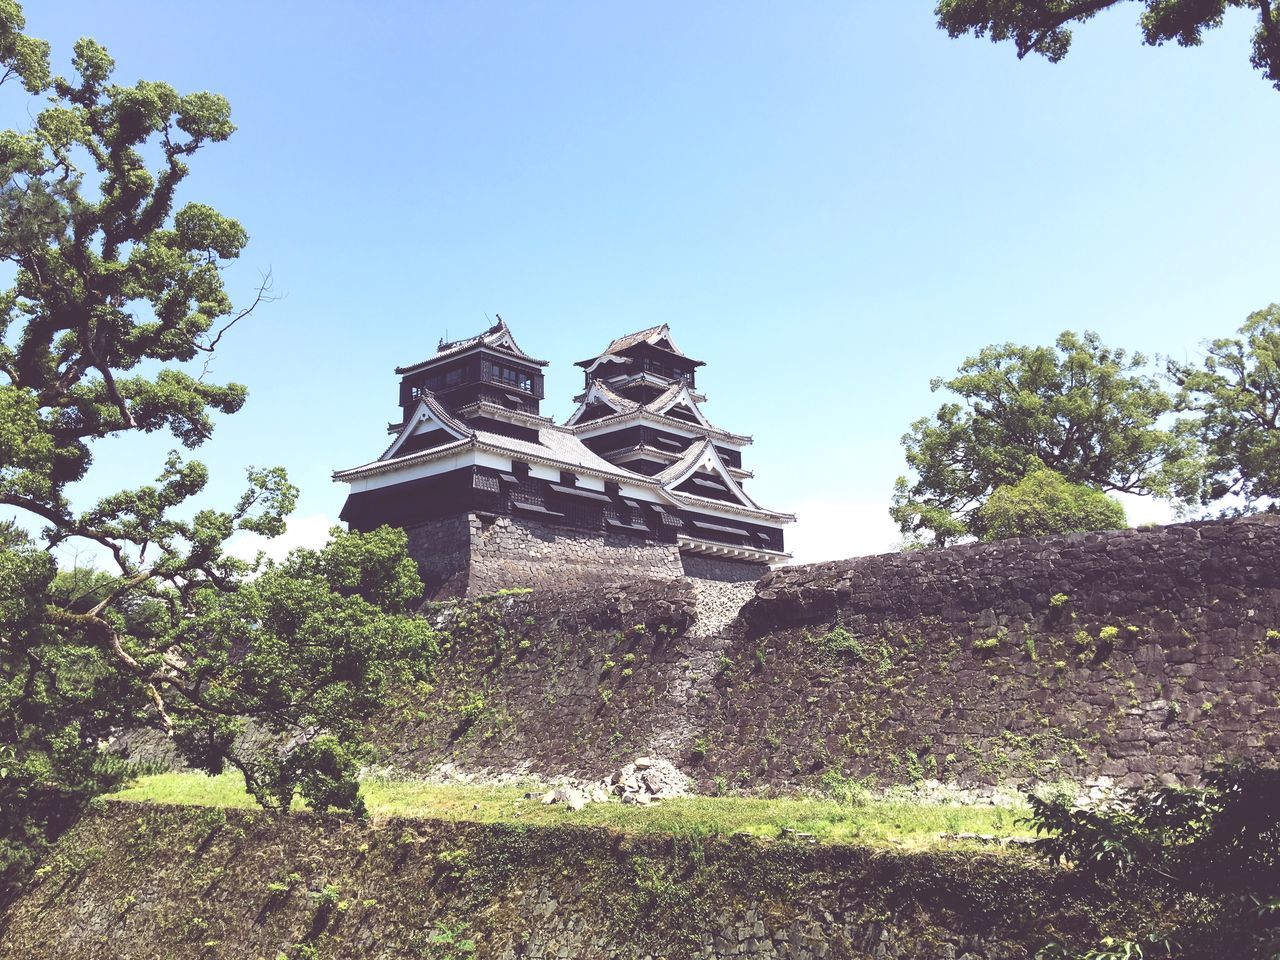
left=820, top=769, right=871, bottom=806
left=809, top=623, right=865, bottom=658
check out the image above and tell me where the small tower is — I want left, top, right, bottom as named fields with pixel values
left=392, top=317, right=548, bottom=427
left=566, top=325, right=752, bottom=487
left=574, top=323, right=703, bottom=405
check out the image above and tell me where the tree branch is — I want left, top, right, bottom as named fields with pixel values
left=194, top=268, right=276, bottom=379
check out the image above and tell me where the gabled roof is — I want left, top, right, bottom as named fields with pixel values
left=578, top=353, right=631, bottom=374
left=564, top=380, right=639, bottom=425
left=339, top=391, right=650, bottom=486
left=606, top=324, right=683, bottom=355
left=576, top=323, right=703, bottom=368
left=654, top=438, right=761, bottom=511
left=645, top=381, right=712, bottom=428
left=381, top=391, right=474, bottom=459
left=396, top=317, right=548, bottom=375
left=565, top=379, right=725, bottom=434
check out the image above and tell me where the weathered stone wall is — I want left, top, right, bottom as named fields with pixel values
left=379, top=516, right=1280, bottom=793
left=468, top=512, right=684, bottom=596
left=0, top=804, right=1136, bottom=959
left=681, top=552, right=771, bottom=583
left=377, top=579, right=714, bottom=776
left=403, top=511, right=685, bottom=598
left=403, top=514, right=473, bottom=598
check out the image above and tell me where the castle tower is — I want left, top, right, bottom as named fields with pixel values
left=334, top=319, right=792, bottom=598
left=565, top=325, right=777, bottom=572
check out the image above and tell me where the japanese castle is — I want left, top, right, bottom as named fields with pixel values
left=334, top=319, right=793, bottom=596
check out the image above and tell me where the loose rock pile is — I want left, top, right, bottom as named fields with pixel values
left=688, top=577, right=758, bottom=636
left=538, top=757, right=691, bottom=810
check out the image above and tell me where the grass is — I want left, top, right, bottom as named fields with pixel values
left=112, top=771, right=1032, bottom=851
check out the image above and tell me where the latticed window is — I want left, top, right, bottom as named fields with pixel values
left=482, top=359, right=536, bottom=394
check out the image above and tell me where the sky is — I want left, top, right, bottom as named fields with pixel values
left=15, top=2, right=1280, bottom=566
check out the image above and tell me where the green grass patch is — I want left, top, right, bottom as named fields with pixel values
left=113, top=772, right=1030, bottom=851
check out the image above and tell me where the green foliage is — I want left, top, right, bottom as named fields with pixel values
left=1050, top=593, right=1070, bottom=608
left=0, top=5, right=436, bottom=897
left=455, top=693, right=487, bottom=723
left=935, top=0, right=1280, bottom=91
left=819, top=769, right=872, bottom=807
left=1025, top=761, right=1280, bottom=958
left=978, top=467, right=1127, bottom=542
left=973, top=636, right=1002, bottom=654
left=806, top=622, right=865, bottom=659
left=1172, top=304, right=1280, bottom=508
left=891, top=331, right=1197, bottom=546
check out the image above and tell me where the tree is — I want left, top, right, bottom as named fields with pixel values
left=935, top=0, right=1280, bottom=91
left=977, top=465, right=1127, bottom=540
left=0, top=2, right=435, bottom=898
left=891, top=331, right=1199, bottom=546
left=1171, top=304, right=1280, bottom=510
left=1027, top=761, right=1280, bottom=959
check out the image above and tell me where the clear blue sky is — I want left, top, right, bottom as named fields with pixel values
left=19, top=2, right=1280, bottom=564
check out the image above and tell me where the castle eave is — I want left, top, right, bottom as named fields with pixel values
left=677, top=534, right=790, bottom=565
left=665, top=488, right=796, bottom=524
left=569, top=408, right=751, bottom=446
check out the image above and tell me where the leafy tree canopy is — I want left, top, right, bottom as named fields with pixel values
left=891, top=331, right=1199, bottom=546
left=0, top=1, right=434, bottom=898
left=1171, top=304, right=1280, bottom=510
left=977, top=465, right=1127, bottom=540
left=936, top=0, right=1280, bottom=91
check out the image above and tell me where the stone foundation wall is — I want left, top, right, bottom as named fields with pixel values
left=402, top=514, right=473, bottom=598
left=0, top=804, right=1133, bottom=960
left=381, top=516, right=1280, bottom=793
left=402, top=511, right=686, bottom=598
left=681, top=552, right=771, bottom=582
left=468, top=512, right=684, bottom=596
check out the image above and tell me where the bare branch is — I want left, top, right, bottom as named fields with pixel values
left=195, top=268, right=277, bottom=379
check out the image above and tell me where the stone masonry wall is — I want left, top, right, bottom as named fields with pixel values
left=681, top=552, right=771, bottom=583
left=0, top=804, right=1137, bottom=960
left=467, top=512, right=684, bottom=596
left=379, top=516, right=1280, bottom=793
left=402, top=514, right=473, bottom=598
left=403, top=511, right=685, bottom=598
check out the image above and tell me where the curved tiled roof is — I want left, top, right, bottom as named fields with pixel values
left=604, top=323, right=680, bottom=355
left=576, top=323, right=703, bottom=367
left=395, top=318, right=548, bottom=374
left=653, top=438, right=760, bottom=510
left=566, top=379, right=729, bottom=436
left=338, top=391, right=651, bottom=486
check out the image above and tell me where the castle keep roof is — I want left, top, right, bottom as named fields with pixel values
left=395, top=317, right=548, bottom=375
